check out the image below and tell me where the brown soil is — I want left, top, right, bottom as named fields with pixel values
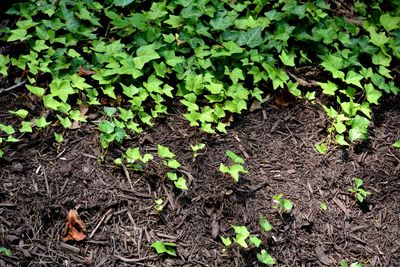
left=1, top=91, right=400, bottom=266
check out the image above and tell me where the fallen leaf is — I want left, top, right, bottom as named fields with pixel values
left=63, top=209, right=87, bottom=242
left=78, top=65, right=96, bottom=77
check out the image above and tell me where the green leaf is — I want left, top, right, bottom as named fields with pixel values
left=315, top=143, right=327, bottom=154
left=133, top=43, right=160, bottom=69
left=98, top=121, right=115, bottom=134
left=157, top=145, right=175, bottom=158
left=49, top=79, right=75, bottom=102
left=35, top=117, right=51, bottom=128
left=43, top=94, right=62, bottom=110
left=7, top=29, right=29, bottom=42
left=249, top=236, right=262, bottom=248
left=365, top=84, right=382, bottom=105
left=165, top=159, right=181, bottom=169
left=393, top=140, right=400, bottom=148
left=151, top=241, right=176, bottom=256
left=354, top=178, right=363, bottom=188
left=259, top=215, right=273, bottom=232
left=367, top=26, right=389, bottom=47
left=54, top=132, right=64, bottom=143
left=279, top=50, right=295, bottom=67
left=104, top=107, right=117, bottom=117
left=0, top=247, right=12, bottom=257
left=26, top=85, right=45, bottom=97
left=372, top=51, right=391, bottom=67
left=237, top=26, right=264, bottom=48
left=113, top=0, right=134, bottom=7
left=318, top=81, right=338, bottom=96
left=9, top=109, right=29, bottom=119
left=257, top=249, right=276, bottom=265
left=0, top=55, right=10, bottom=76
left=345, top=71, right=363, bottom=89
left=226, top=150, right=244, bottom=164
left=335, top=135, right=349, bottom=146
left=20, top=121, right=32, bottom=133
left=220, top=236, right=232, bottom=247
left=174, top=177, right=188, bottom=190
left=349, top=115, right=370, bottom=142
left=0, top=124, right=15, bottom=135
left=232, top=225, right=250, bottom=248
left=380, top=13, right=400, bottom=32
left=210, top=10, right=238, bottom=30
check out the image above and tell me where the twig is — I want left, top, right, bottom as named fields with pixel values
left=121, top=164, right=133, bottom=190
left=0, top=80, right=26, bottom=95
left=89, top=209, right=113, bottom=239
left=114, top=254, right=158, bottom=263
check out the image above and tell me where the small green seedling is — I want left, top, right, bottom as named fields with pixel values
left=221, top=225, right=262, bottom=249
left=151, top=241, right=177, bottom=256
left=259, top=215, right=273, bottom=232
left=393, top=140, right=400, bottom=148
left=190, top=143, right=205, bottom=158
left=154, top=198, right=164, bottom=212
left=0, top=247, right=12, bottom=257
left=339, top=259, right=362, bottom=267
left=272, top=194, right=293, bottom=213
left=319, top=202, right=328, bottom=211
left=348, top=178, right=371, bottom=203
left=157, top=145, right=188, bottom=190
left=167, top=172, right=188, bottom=190
left=257, top=249, right=276, bottom=266
left=219, top=150, right=248, bottom=182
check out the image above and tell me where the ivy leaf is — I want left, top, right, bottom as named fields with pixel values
left=0, top=55, right=10, bottom=76
left=349, top=115, right=369, bottom=142
left=7, top=29, right=29, bottom=42
left=174, top=177, right=188, bottom=190
left=113, top=0, right=134, bottom=7
left=345, top=71, right=363, bottom=88
left=98, top=121, right=115, bottom=134
left=35, top=117, right=51, bottom=128
left=26, top=85, right=45, bottom=97
left=9, top=109, right=29, bottom=119
left=315, top=143, right=327, bottom=154
left=220, top=236, right=232, bottom=246
left=259, top=215, right=273, bottom=232
left=365, top=84, right=382, bottom=105
left=226, top=150, right=244, bottom=164
left=133, top=43, right=160, bottom=70
left=336, top=135, right=349, bottom=146
left=380, top=13, right=400, bottom=32
left=237, top=26, right=264, bottom=48
left=279, top=50, right=295, bottom=67
left=151, top=241, right=176, bottom=256
left=318, top=81, right=338, bottom=95
left=249, top=236, right=262, bottom=248
left=257, top=250, right=276, bottom=265
left=393, top=140, right=400, bottom=148
left=367, top=26, right=389, bottom=47
left=49, top=79, right=75, bottom=102
left=210, top=10, right=238, bottom=30
left=157, top=145, right=175, bottom=158
left=232, top=225, right=250, bottom=248
left=20, top=121, right=32, bottom=133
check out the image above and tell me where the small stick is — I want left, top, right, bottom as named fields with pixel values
left=114, top=254, right=158, bottom=263
left=121, top=164, right=133, bottom=190
left=43, top=168, right=51, bottom=199
left=60, top=242, right=81, bottom=254
left=89, top=209, right=113, bottom=239
left=0, top=80, right=26, bottom=95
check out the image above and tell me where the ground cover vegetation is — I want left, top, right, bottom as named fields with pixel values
left=0, top=0, right=399, bottom=265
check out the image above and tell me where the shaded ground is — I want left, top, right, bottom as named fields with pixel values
left=1, top=92, right=399, bottom=266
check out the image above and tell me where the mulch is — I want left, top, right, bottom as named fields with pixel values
left=1, top=92, right=399, bottom=266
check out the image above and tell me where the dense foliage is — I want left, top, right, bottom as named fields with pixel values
left=0, top=1, right=399, bottom=151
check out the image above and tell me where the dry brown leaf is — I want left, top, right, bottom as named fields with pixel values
left=78, top=65, right=96, bottom=77
left=63, top=209, right=87, bottom=242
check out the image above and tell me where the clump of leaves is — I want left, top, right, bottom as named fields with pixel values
left=257, top=249, right=277, bottom=266
left=151, top=241, right=177, bottom=256
left=339, top=259, right=363, bottom=267
left=115, top=147, right=153, bottom=171
left=393, top=140, right=400, bottom=148
left=157, top=145, right=188, bottom=190
left=190, top=143, right=205, bottom=159
left=219, top=150, right=248, bottom=182
left=0, top=247, right=12, bottom=257
left=348, top=178, right=371, bottom=203
left=154, top=198, right=164, bottom=212
left=272, top=194, right=293, bottom=213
